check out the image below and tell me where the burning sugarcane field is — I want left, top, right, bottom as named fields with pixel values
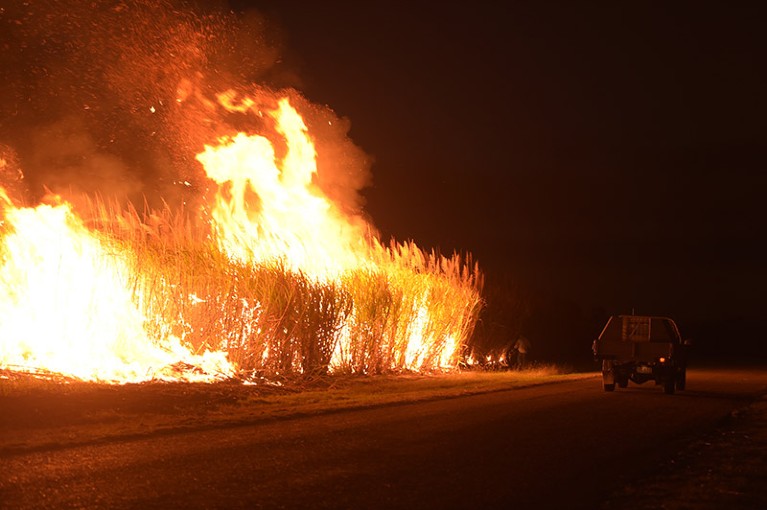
left=3, top=3, right=767, bottom=509
left=0, top=1, right=490, bottom=386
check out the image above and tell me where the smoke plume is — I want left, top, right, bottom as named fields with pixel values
left=0, top=0, right=372, bottom=218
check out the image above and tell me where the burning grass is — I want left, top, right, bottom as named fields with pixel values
left=0, top=94, right=484, bottom=382
left=0, top=196, right=483, bottom=381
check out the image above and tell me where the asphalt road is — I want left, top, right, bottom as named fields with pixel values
left=2, top=368, right=766, bottom=510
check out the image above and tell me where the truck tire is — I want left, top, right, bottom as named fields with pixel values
left=602, top=360, right=615, bottom=392
left=617, top=375, right=629, bottom=388
left=676, top=368, right=687, bottom=391
left=664, top=378, right=676, bottom=394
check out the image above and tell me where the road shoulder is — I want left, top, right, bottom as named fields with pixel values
left=602, top=395, right=767, bottom=509
left=0, top=369, right=593, bottom=454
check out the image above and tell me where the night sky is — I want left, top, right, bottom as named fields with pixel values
left=1, top=1, right=764, bottom=329
left=245, top=1, right=766, bottom=324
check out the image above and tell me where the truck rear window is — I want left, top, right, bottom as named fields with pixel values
left=599, top=316, right=681, bottom=343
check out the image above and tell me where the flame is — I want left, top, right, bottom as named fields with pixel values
left=198, top=96, right=368, bottom=278
left=0, top=190, right=232, bottom=383
left=0, top=91, right=483, bottom=383
left=199, top=94, right=481, bottom=373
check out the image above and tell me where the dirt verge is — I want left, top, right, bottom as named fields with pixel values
left=0, top=368, right=587, bottom=453
left=602, top=395, right=767, bottom=509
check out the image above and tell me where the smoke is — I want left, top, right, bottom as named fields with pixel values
left=0, top=0, right=372, bottom=219
left=285, top=92, right=374, bottom=218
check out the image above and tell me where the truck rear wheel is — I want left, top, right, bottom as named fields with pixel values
left=602, top=360, right=615, bottom=392
left=664, top=378, right=676, bottom=394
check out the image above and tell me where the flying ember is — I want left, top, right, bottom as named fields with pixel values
left=0, top=92, right=483, bottom=384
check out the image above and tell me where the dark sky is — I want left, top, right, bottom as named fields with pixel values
left=1, top=1, right=763, bottom=324
left=241, top=1, right=766, bottom=323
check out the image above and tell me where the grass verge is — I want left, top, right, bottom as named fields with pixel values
left=0, top=366, right=595, bottom=453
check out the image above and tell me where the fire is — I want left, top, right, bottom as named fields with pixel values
left=0, top=91, right=483, bottom=383
left=0, top=191, right=232, bottom=382
left=197, top=97, right=368, bottom=278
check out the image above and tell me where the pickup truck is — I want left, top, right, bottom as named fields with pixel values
left=592, top=315, right=689, bottom=394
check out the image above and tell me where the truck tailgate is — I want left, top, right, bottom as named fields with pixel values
left=594, top=340, right=674, bottom=360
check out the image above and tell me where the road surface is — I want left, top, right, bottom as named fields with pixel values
left=1, top=367, right=766, bottom=509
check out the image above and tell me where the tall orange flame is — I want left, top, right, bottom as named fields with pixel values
left=0, top=190, right=232, bottom=382
left=198, top=96, right=369, bottom=279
